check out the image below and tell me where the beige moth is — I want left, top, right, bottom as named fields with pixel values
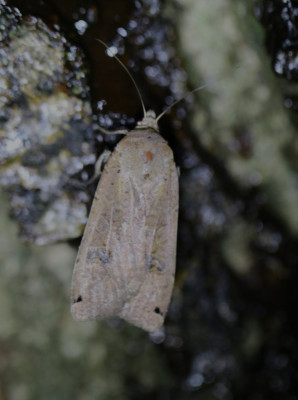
left=71, top=40, right=179, bottom=332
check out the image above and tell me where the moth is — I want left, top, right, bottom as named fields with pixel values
left=71, top=40, right=179, bottom=332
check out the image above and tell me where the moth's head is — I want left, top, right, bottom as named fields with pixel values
left=136, top=110, right=159, bottom=132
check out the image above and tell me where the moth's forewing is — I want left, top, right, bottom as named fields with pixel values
left=119, top=141, right=178, bottom=332
left=71, top=151, right=126, bottom=320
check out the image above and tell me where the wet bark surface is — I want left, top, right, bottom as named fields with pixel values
left=0, top=0, right=298, bottom=399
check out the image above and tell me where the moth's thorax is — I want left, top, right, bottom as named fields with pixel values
left=136, top=110, right=159, bottom=132
left=116, top=128, right=172, bottom=188
left=126, top=128, right=162, bottom=141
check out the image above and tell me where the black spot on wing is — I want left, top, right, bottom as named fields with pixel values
left=154, top=307, right=163, bottom=316
left=74, top=295, right=82, bottom=304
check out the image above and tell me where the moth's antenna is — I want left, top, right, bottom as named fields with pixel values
left=156, top=81, right=214, bottom=122
left=95, top=39, right=147, bottom=119
left=156, top=65, right=241, bottom=122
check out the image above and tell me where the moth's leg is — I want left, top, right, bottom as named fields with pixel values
left=98, top=126, right=129, bottom=135
left=92, top=150, right=111, bottom=179
left=67, top=150, right=111, bottom=188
